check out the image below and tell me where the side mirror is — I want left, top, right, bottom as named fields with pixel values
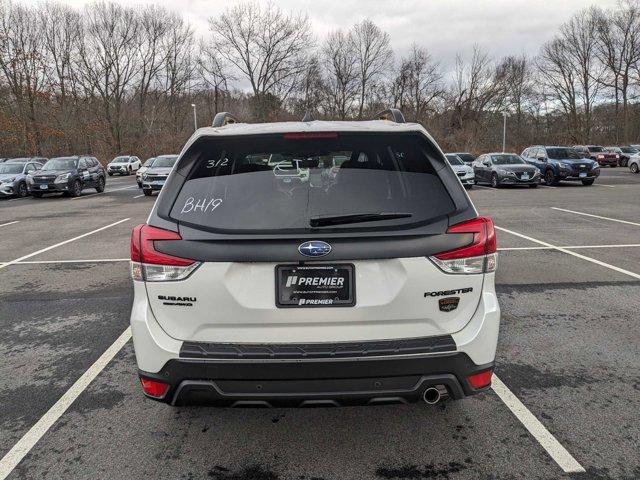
left=483, top=160, right=491, bottom=167
left=537, top=156, right=547, bottom=162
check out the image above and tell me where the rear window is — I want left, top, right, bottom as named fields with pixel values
left=170, top=133, right=455, bottom=233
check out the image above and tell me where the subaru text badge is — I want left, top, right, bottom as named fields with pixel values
left=298, top=241, right=331, bottom=257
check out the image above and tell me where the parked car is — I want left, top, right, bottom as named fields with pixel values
left=629, top=155, right=640, bottom=173
left=140, top=154, right=178, bottom=196
left=473, top=153, right=540, bottom=188
left=28, top=155, right=106, bottom=197
left=448, top=152, right=476, bottom=166
left=136, top=157, right=156, bottom=188
left=107, top=155, right=141, bottom=176
left=603, top=146, right=639, bottom=167
left=573, top=145, right=619, bottom=167
left=521, top=146, right=600, bottom=186
left=0, top=158, right=45, bottom=198
left=445, top=153, right=475, bottom=188
left=130, top=110, right=500, bottom=407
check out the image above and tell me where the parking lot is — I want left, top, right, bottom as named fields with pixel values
left=0, top=169, right=639, bottom=480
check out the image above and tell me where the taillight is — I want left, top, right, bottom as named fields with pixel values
left=140, top=377, right=170, bottom=398
left=429, top=217, right=498, bottom=274
left=130, top=224, right=200, bottom=282
left=467, top=369, right=493, bottom=389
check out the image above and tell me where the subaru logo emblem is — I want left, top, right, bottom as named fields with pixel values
left=298, top=241, right=331, bottom=257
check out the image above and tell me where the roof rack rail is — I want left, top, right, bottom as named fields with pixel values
left=376, top=108, right=405, bottom=123
left=212, top=112, right=239, bottom=128
left=302, top=111, right=315, bottom=122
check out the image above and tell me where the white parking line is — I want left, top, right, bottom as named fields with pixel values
left=496, top=226, right=640, bottom=280
left=0, top=327, right=132, bottom=480
left=492, top=375, right=585, bottom=473
left=551, top=207, right=640, bottom=227
left=594, top=183, right=616, bottom=188
left=500, top=243, right=640, bottom=251
left=0, top=221, right=19, bottom=228
left=0, top=258, right=129, bottom=266
left=0, top=218, right=130, bottom=271
left=70, top=185, right=137, bottom=200
left=133, top=194, right=143, bottom=199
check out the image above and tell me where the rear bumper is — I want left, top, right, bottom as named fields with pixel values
left=140, top=353, right=493, bottom=406
left=130, top=274, right=500, bottom=406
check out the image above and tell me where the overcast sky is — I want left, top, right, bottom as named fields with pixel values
left=32, top=0, right=621, bottom=74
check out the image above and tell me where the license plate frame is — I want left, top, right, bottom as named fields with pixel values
left=579, top=172, right=587, bottom=178
left=275, top=264, right=355, bottom=308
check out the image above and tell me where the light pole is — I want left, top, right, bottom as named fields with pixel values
left=502, top=112, right=507, bottom=152
left=191, top=103, right=197, bottom=131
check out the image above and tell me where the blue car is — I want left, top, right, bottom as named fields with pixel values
left=0, top=158, right=46, bottom=198
left=521, top=146, right=600, bottom=186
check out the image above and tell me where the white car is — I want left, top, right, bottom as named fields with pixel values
left=446, top=154, right=475, bottom=188
left=107, top=155, right=141, bottom=176
left=136, top=157, right=156, bottom=188
left=129, top=110, right=500, bottom=407
left=629, top=155, right=640, bottom=174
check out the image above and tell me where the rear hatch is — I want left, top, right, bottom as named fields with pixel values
left=141, top=131, right=491, bottom=343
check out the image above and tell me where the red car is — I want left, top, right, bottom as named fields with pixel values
left=573, top=145, right=619, bottom=167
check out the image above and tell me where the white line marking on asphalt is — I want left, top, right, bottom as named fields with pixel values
left=500, top=243, right=640, bottom=251
left=0, top=218, right=130, bottom=271
left=496, top=226, right=640, bottom=280
left=0, top=258, right=129, bottom=265
left=70, top=185, right=137, bottom=200
left=0, top=221, right=19, bottom=228
left=539, top=185, right=557, bottom=189
left=551, top=207, right=640, bottom=227
left=492, top=375, right=585, bottom=473
left=594, top=183, right=616, bottom=188
left=133, top=194, right=143, bottom=198
left=0, top=327, right=132, bottom=480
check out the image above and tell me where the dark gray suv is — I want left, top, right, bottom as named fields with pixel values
left=29, top=156, right=106, bottom=197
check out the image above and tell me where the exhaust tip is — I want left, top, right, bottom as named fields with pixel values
left=422, top=385, right=448, bottom=405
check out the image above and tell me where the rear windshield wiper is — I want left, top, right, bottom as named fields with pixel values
left=309, top=212, right=412, bottom=227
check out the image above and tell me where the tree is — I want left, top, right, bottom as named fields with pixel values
left=322, top=30, right=359, bottom=119
left=593, top=1, right=640, bottom=142
left=539, top=8, right=603, bottom=142
left=209, top=2, right=312, bottom=119
left=350, top=19, right=393, bottom=118
left=0, top=2, right=48, bottom=153
left=392, top=44, right=442, bottom=121
left=77, top=1, right=141, bottom=152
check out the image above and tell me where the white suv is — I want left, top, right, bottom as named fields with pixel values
left=130, top=110, right=500, bottom=407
